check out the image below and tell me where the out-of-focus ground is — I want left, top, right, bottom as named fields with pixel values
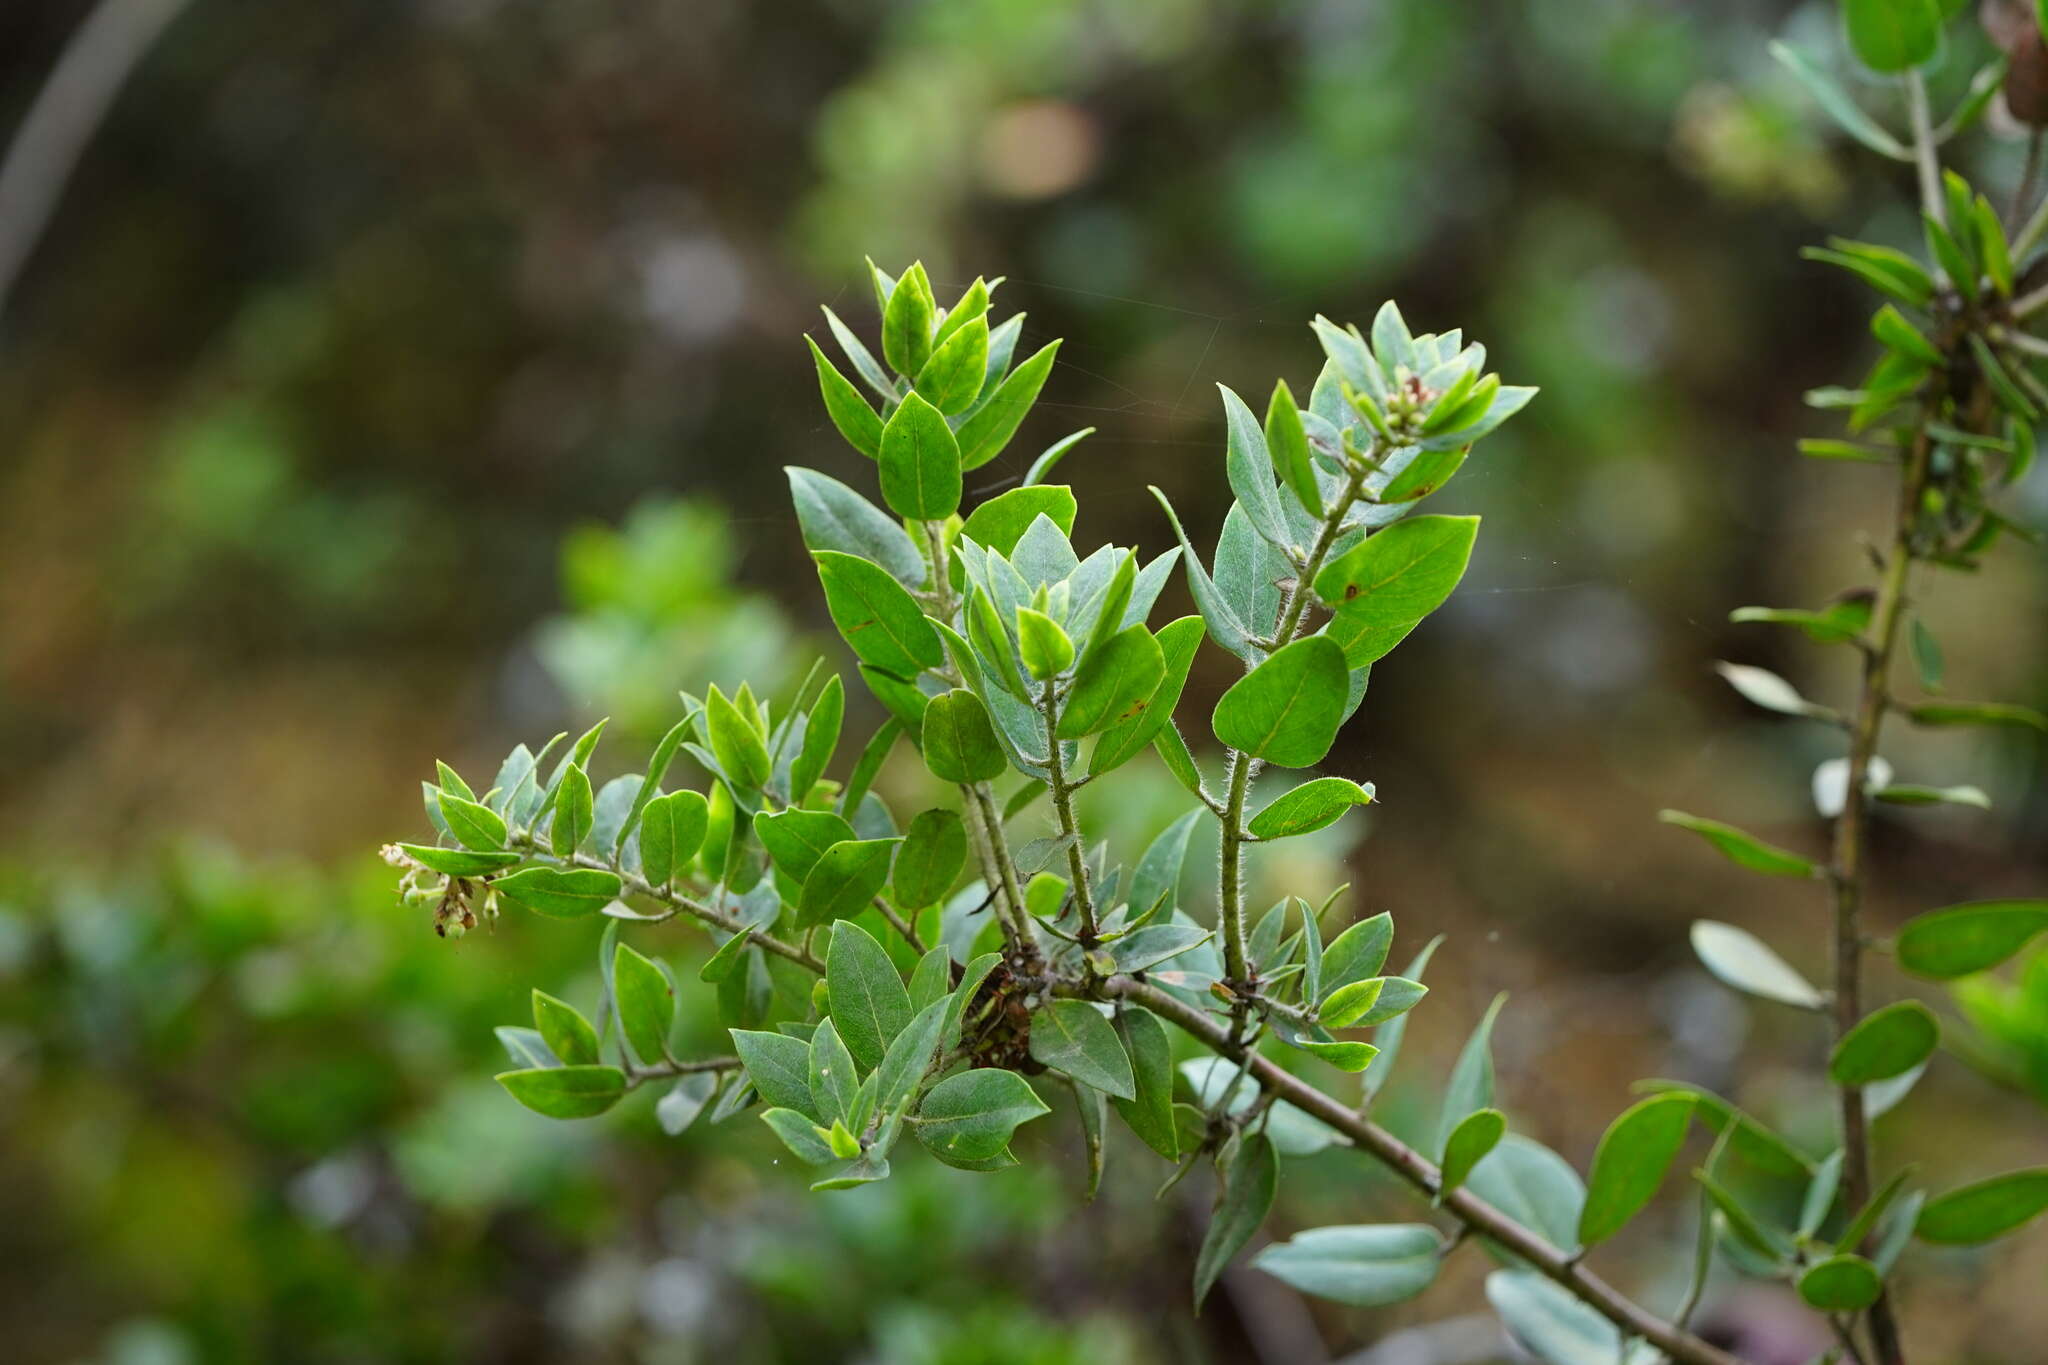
left=1, top=1, right=2043, bottom=1362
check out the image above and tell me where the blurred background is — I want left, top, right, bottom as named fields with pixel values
left=2, top=0, right=2045, bottom=1361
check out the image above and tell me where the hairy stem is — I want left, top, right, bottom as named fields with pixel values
left=1219, top=461, right=1373, bottom=988
left=1828, top=420, right=1930, bottom=1365
left=1908, top=72, right=1942, bottom=229
left=1040, top=680, right=1099, bottom=945
left=921, top=516, right=1037, bottom=954
left=1088, top=975, right=1747, bottom=1365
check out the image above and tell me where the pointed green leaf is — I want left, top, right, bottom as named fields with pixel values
left=614, top=942, right=675, bottom=1065
left=826, top=921, right=913, bottom=1070
left=532, top=990, right=599, bottom=1066
left=1249, top=776, right=1375, bottom=840
left=815, top=550, right=943, bottom=677
left=1313, top=515, right=1479, bottom=668
left=1441, top=1108, right=1507, bottom=1200
left=438, top=792, right=508, bottom=852
left=495, top=867, right=621, bottom=919
left=1659, top=811, right=1817, bottom=878
left=1194, top=1132, right=1279, bottom=1307
left=1058, top=624, right=1164, bottom=737
left=959, top=486, right=1077, bottom=559
left=1029, top=1000, right=1135, bottom=1099
left=1578, top=1093, right=1696, bottom=1247
left=879, top=390, right=963, bottom=520
left=1212, top=635, right=1349, bottom=768
left=892, top=808, right=967, bottom=910
left=1111, top=1007, right=1178, bottom=1160
left=1895, top=899, right=2048, bottom=978
left=807, top=335, right=882, bottom=456
left=881, top=261, right=934, bottom=377
left=1265, top=379, right=1321, bottom=516
left=958, top=340, right=1060, bottom=470
left=397, top=844, right=519, bottom=877
left=496, top=1065, right=626, bottom=1119
left=787, top=466, right=925, bottom=589
left=797, top=838, right=901, bottom=929
left=1438, top=993, right=1506, bottom=1154
left=551, top=762, right=594, bottom=855
left=1829, top=1000, right=1938, bottom=1085
left=916, top=1067, right=1051, bottom=1162
left=1916, top=1167, right=2048, bottom=1244
left=731, top=1028, right=817, bottom=1118
left=755, top=808, right=858, bottom=884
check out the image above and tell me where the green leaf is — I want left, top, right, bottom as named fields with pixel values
left=1030, top=1000, right=1136, bottom=1099
left=531, top=990, right=599, bottom=1066
left=1265, top=379, right=1321, bottom=517
left=812, top=1152, right=892, bottom=1189
left=495, top=867, right=621, bottom=919
left=551, top=762, right=594, bottom=856
left=921, top=689, right=1008, bottom=783
left=1871, top=302, right=1944, bottom=366
left=1800, top=240, right=1936, bottom=307
left=826, top=921, right=913, bottom=1070
left=1829, top=1000, right=1939, bottom=1085
left=1907, top=700, right=2048, bottom=732
left=637, top=793, right=677, bottom=885
left=1150, top=487, right=1251, bottom=659
left=1730, top=599, right=1872, bottom=643
left=731, top=1028, right=817, bottom=1118
left=808, top=1017, right=860, bottom=1123
left=878, top=390, right=963, bottom=521
left=1111, top=1007, right=1179, bottom=1160
left=1058, top=624, right=1165, bottom=737
left=789, top=675, right=845, bottom=805
left=1486, top=1270, right=1634, bottom=1365
left=1635, top=1081, right=1813, bottom=1179
left=754, top=808, right=858, bottom=884
left=705, top=684, right=770, bottom=792
left=1249, top=776, right=1375, bottom=839
left=959, top=486, right=1077, bottom=559
left=496, top=1025, right=556, bottom=1071
left=875, top=998, right=946, bottom=1116
left=1218, top=384, right=1291, bottom=552
left=1798, top=1254, right=1883, bottom=1312
left=1362, top=937, right=1442, bottom=1105
left=496, top=1064, right=627, bottom=1119
left=1194, top=1132, right=1279, bottom=1307
left=613, top=942, right=675, bottom=1065
left=1916, top=1167, right=2048, bottom=1244
left=397, top=844, right=519, bottom=877
left=1016, top=607, right=1075, bottom=680
left=881, top=260, right=935, bottom=377
left=1438, top=993, right=1505, bottom=1154
left=1466, top=1136, right=1587, bottom=1254
left=760, top=1107, right=836, bottom=1164
left=958, top=340, right=1060, bottom=470
left=815, top=550, right=943, bottom=677
left=1713, top=662, right=1840, bottom=723
left=807, top=335, right=882, bottom=456
left=1211, top=636, right=1349, bottom=768
left=1895, top=899, right=2048, bottom=978
left=786, top=466, right=925, bottom=589
left=1690, top=920, right=1825, bottom=1009
left=797, top=838, right=900, bottom=929
left=1659, top=811, right=1817, bottom=879
left=1441, top=1108, right=1507, bottom=1200
left=916, top=1067, right=1051, bottom=1162
left=1876, top=782, right=1989, bottom=809
left=1318, top=977, right=1386, bottom=1029
left=1768, top=40, right=1913, bottom=159
left=1578, top=1093, right=1696, bottom=1247
left=1153, top=723, right=1206, bottom=801
left=893, top=808, right=967, bottom=910
left=1090, top=614, right=1204, bottom=777
left=1320, top=912, right=1392, bottom=995
left=438, top=791, right=508, bottom=852
left=1253, top=1224, right=1441, bottom=1308
left=1843, top=0, right=1942, bottom=73
left=915, top=314, right=989, bottom=414
left=1025, top=428, right=1092, bottom=486
left=1313, top=515, right=1479, bottom=669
